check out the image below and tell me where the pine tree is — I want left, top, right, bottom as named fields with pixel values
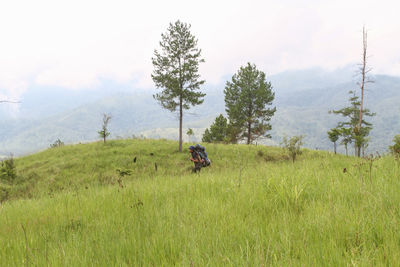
left=202, top=114, right=228, bottom=143
left=330, top=91, right=375, bottom=156
left=152, top=21, right=205, bottom=152
left=224, top=63, right=276, bottom=144
left=327, top=128, right=340, bottom=154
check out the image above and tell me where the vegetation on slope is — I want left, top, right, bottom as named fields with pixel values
left=1, top=139, right=400, bottom=265
left=0, top=139, right=287, bottom=201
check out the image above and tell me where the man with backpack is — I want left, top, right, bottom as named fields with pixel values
left=189, top=144, right=211, bottom=172
left=189, top=145, right=203, bottom=172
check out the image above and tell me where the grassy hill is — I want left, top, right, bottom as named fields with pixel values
left=1, top=139, right=400, bottom=265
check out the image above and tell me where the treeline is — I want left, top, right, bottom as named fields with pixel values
left=148, top=20, right=398, bottom=157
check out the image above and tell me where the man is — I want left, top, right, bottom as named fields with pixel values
left=189, top=145, right=203, bottom=172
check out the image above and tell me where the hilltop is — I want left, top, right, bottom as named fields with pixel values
left=1, top=139, right=400, bottom=265
left=0, top=139, right=287, bottom=201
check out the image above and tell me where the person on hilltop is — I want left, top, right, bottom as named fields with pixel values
left=189, top=145, right=211, bottom=173
left=189, top=145, right=203, bottom=172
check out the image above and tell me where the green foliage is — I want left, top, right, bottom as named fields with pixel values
left=327, top=128, right=340, bottom=143
left=152, top=20, right=205, bottom=151
left=98, top=113, right=111, bottom=143
left=202, top=114, right=228, bottom=143
left=224, top=63, right=276, bottom=144
left=186, top=128, right=194, bottom=137
left=202, top=128, right=211, bottom=142
left=339, top=127, right=353, bottom=156
left=327, top=128, right=340, bottom=154
left=186, top=128, right=194, bottom=142
left=330, top=91, right=375, bottom=156
left=0, top=156, right=16, bottom=184
left=50, top=138, right=64, bottom=148
left=282, top=135, right=304, bottom=162
left=389, top=135, right=400, bottom=159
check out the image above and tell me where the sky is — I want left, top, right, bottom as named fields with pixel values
left=0, top=0, right=399, bottom=101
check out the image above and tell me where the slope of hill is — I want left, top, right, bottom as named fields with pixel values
left=0, top=139, right=287, bottom=201
left=1, top=69, right=399, bottom=156
left=1, top=139, right=400, bottom=265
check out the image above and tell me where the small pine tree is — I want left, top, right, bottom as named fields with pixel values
left=327, top=128, right=340, bottom=154
left=98, top=113, right=112, bottom=143
left=202, top=129, right=212, bottom=143
left=330, top=91, right=375, bottom=157
left=282, top=135, right=304, bottom=163
left=202, top=114, right=228, bottom=143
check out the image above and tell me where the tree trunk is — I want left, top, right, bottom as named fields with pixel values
left=334, top=142, right=337, bottom=154
left=103, top=135, right=106, bottom=144
left=345, top=144, right=348, bottom=156
left=357, top=27, right=368, bottom=158
left=179, top=96, right=183, bottom=152
left=247, top=122, right=251, bottom=145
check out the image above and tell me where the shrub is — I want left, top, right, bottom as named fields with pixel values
left=0, top=156, right=17, bottom=184
left=0, top=186, right=9, bottom=203
left=281, top=135, right=304, bottom=163
left=50, top=138, right=64, bottom=148
left=389, top=135, right=400, bottom=159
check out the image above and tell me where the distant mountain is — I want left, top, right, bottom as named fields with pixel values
left=270, top=74, right=400, bottom=153
left=1, top=68, right=399, bottom=156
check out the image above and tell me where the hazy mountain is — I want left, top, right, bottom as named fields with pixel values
left=1, top=68, right=399, bottom=156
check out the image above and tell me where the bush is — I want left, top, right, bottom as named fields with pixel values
left=0, top=156, right=17, bottom=184
left=389, top=135, right=400, bottom=159
left=281, top=135, right=304, bottom=163
left=50, top=139, right=64, bottom=148
left=0, top=186, right=9, bottom=203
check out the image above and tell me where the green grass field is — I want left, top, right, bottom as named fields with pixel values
left=1, top=139, right=400, bottom=266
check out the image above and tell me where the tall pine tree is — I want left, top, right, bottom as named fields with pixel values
left=224, top=63, right=276, bottom=144
left=152, top=21, right=205, bottom=152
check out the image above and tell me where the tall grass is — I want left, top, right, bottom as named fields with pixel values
left=1, top=139, right=399, bottom=265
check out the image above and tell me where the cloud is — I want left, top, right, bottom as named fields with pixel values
left=0, top=0, right=399, bottom=97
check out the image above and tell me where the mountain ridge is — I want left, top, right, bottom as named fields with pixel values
left=1, top=68, right=399, bottom=156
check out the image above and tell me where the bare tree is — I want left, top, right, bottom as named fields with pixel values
left=355, top=26, right=374, bottom=157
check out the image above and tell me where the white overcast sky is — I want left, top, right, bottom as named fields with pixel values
left=0, top=0, right=399, bottom=100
